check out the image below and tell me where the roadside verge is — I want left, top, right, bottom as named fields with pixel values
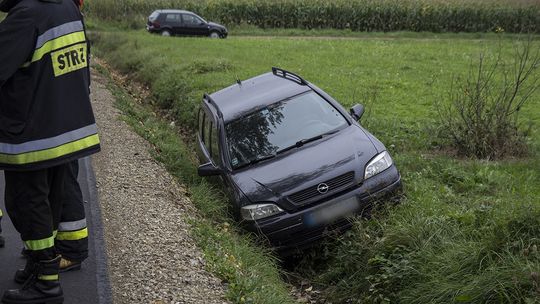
left=90, top=69, right=227, bottom=304
left=91, top=62, right=296, bottom=304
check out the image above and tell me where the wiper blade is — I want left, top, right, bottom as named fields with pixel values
left=234, top=154, right=276, bottom=170
left=297, top=134, right=324, bottom=146
left=276, top=134, right=323, bottom=155
left=322, top=128, right=341, bottom=136
left=250, top=154, right=276, bottom=164
left=276, top=128, right=343, bottom=155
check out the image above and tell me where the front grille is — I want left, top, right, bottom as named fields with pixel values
left=288, top=171, right=355, bottom=205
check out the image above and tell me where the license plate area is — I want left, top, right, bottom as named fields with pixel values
left=304, top=196, right=360, bottom=227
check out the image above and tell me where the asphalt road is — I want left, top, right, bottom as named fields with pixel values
left=0, top=157, right=112, bottom=304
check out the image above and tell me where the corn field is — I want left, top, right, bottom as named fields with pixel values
left=85, top=0, right=540, bottom=33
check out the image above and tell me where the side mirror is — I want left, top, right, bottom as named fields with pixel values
left=350, top=104, right=365, bottom=121
left=198, top=162, right=222, bottom=176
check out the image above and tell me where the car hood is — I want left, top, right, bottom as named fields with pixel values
left=208, top=22, right=226, bottom=30
left=231, top=125, right=379, bottom=204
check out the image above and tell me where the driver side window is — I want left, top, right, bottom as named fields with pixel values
left=182, top=14, right=202, bottom=25
left=210, top=122, right=221, bottom=166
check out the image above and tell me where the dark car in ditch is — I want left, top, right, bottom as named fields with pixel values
left=196, top=68, right=401, bottom=254
left=146, top=9, right=228, bottom=38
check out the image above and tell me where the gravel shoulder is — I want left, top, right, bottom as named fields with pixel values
left=90, top=70, right=227, bottom=304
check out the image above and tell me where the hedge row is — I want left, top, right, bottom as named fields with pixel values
left=85, top=0, right=540, bottom=33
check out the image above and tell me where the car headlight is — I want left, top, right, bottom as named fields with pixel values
left=364, top=151, right=393, bottom=179
left=241, top=203, right=284, bottom=221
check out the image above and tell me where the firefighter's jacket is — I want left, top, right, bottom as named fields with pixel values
left=0, top=0, right=100, bottom=171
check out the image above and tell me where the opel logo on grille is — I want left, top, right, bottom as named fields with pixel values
left=317, top=183, right=329, bottom=194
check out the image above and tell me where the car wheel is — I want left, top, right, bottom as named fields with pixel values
left=209, top=31, right=220, bottom=39
left=161, top=30, right=171, bottom=37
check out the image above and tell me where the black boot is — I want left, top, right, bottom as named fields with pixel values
left=2, top=256, right=64, bottom=304
left=14, top=256, right=37, bottom=284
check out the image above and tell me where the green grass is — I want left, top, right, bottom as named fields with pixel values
left=93, top=63, right=296, bottom=304
left=91, top=31, right=540, bottom=303
left=86, top=19, right=539, bottom=41
left=227, top=25, right=537, bottom=40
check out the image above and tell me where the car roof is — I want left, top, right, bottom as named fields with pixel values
left=208, top=72, right=312, bottom=123
left=155, top=9, right=194, bottom=15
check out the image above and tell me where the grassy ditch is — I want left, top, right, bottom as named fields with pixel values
left=91, top=31, right=540, bottom=303
left=93, top=63, right=296, bottom=304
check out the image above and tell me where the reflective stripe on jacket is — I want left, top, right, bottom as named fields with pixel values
left=0, top=0, right=99, bottom=171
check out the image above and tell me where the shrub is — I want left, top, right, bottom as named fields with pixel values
left=437, top=36, right=540, bottom=159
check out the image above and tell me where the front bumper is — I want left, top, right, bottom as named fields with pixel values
left=243, top=165, right=402, bottom=253
left=146, top=25, right=159, bottom=33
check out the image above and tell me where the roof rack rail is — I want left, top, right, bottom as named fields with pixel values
left=203, top=93, right=223, bottom=118
left=271, top=67, right=308, bottom=86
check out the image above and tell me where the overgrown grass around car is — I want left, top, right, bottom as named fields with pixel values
left=92, top=31, right=540, bottom=303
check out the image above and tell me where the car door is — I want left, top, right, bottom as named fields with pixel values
left=198, top=107, right=232, bottom=186
left=164, top=13, right=183, bottom=35
left=181, top=13, right=209, bottom=36
left=197, top=107, right=221, bottom=165
left=197, top=107, right=238, bottom=200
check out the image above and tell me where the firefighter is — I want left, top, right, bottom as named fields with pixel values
left=18, top=0, right=89, bottom=273
left=0, top=0, right=100, bottom=302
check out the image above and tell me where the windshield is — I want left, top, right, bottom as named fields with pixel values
left=225, top=91, right=349, bottom=169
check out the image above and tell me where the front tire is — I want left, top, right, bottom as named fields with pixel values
left=161, top=30, right=171, bottom=37
left=209, top=31, right=220, bottom=39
